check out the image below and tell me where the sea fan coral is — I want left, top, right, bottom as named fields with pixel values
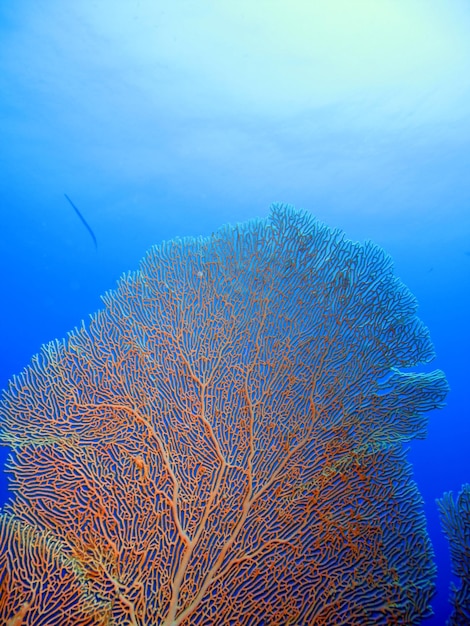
left=0, top=205, right=448, bottom=624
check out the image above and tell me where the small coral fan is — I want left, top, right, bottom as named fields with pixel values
left=437, top=484, right=470, bottom=626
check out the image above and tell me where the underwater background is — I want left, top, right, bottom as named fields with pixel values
left=0, top=2, right=468, bottom=623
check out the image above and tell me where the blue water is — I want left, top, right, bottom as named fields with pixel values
left=1, top=2, right=469, bottom=624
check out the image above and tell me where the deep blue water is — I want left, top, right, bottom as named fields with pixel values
left=1, top=2, right=469, bottom=624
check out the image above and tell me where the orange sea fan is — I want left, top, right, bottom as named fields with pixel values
left=0, top=205, right=448, bottom=625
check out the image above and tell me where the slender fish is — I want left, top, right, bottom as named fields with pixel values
left=64, top=193, right=98, bottom=249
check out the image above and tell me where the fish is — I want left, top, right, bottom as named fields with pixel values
left=64, top=193, right=98, bottom=250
